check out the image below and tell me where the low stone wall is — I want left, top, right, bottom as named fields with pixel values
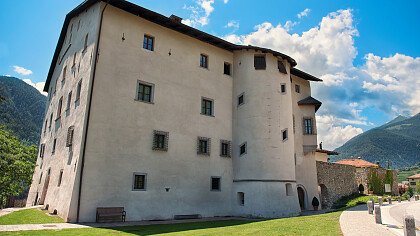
left=316, top=162, right=358, bottom=208
left=355, top=167, right=398, bottom=195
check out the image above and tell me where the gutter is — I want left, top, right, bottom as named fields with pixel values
left=76, top=0, right=109, bottom=223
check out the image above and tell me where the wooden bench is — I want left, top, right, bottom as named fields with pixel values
left=96, top=207, right=126, bottom=223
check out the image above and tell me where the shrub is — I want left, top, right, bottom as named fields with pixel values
left=312, top=197, right=319, bottom=207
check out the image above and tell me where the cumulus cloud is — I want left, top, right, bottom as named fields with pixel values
left=222, top=9, right=419, bottom=149
left=182, top=0, right=215, bottom=27
left=22, top=79, right=47, bottom=96
left=223, top=0, right=228, bottom=3
left=225, top=20, right=239, bottom=31
left=297, top=8, right=311, bottom=19
left=13, top=65, right=33, bottom=76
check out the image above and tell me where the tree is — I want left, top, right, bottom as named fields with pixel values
left=416, top=182, right=420, bottom=194
left=407, top=186, right=414, bottom=197
left=0, top=126, right=37, bottom=208
left=368, top=169, right=384, bottom=195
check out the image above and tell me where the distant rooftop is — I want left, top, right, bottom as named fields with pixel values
left=407, top=173, right=420, bottom=179
left=335, top=158, right=378, bottom=168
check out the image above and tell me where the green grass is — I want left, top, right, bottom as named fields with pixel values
left=0, top=209, right=64, bottom=225
left=0, top=211, right=342, bottom=236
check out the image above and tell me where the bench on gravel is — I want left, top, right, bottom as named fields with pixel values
left=96, top=207, right=126, bottom=223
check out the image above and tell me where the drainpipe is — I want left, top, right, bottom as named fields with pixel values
left=76, top=0, right=109, bottom=223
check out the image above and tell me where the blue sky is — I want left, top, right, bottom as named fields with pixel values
left=1, top=0, right=419, bottom=149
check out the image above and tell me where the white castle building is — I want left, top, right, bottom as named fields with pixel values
left=27, top=0, right=324, bottom=222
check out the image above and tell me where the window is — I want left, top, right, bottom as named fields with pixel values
left=237, top=93, right=244, bottom=107
left=143, top=35, right=154, bottom=51
left=304, top=118, right=314, bottom=135
left=197, top=137, right=211, bottom=155
left=83, top=34, right=88, bottom=52
left=132, top=173, right=147, bottom=191
left=66, top=126, right=75, bottom=147
left=282, top=129, right=288, bottom=141
left=49, top=113, right=53, bottom=131
left=224, top=62, right=231, bottom=75
left=39, top=173, right=43, bottom=184
left=52, top=138, right=57, bottom=154
left=57, top=170, right=63, bottom=187
left=44, top=120, right=48, bottom=134
left=201, top=98, right=213, bottom=116
left=280, top=83, right=286, bottom=94
left=239, top=142, right=247, bottom=156
left=220, top=140, right=231, bottom=157
left=153, top=130, right=169, bottom=151
left=62, top=66, right=67, bottom=87
left=72, top=53, right=77, bottom=67
left=278, top=60, right=287, bottom=74
left=200, top=54, right=208, bottom=68
left=286, top=183, right=293, bottom=196
left=39, top=144, right=45, bottom=158
left=238, top=192, right=245, bottom=206
left=57, top=97, right=63, bottom=119
left=75, top=80, right=82, bottom=102
left=66, top=91, right=72, bottom=112
left=254, top=55, right=266, bottom=70
left=211, top=177, right=221, bottom=191
left=295, top=84, right=300, bottom=93
left=136, top=81, right=154, bottom=103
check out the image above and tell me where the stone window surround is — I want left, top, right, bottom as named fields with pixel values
left=197, top=136, right=211, bottom=156
left=219, top=140, right=232, bottom=158
left=200, top=53, right=209, bottom=69
left=152, top=130, right=169, bottom=151
left=282, top=128, right=288, bottom=142
left=132, top=172, right=147, bottom=191
left=135, top=80, right=155, bottom=104
left=237, top=92, right=245, bottom=107
left=237, top=192, right=245, bottom=206
left=280, top=83, right=287, bottom=94
left=200, top=97, right=214, bottom=117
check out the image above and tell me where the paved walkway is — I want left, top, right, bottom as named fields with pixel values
left=381, top=201, right=420, bottom=236
left=0, top=206, right=41, bottom=217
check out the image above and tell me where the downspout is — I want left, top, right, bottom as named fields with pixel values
left=76, top=0, right=109, bottom=223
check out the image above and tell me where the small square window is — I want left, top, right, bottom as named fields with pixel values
left=295, top=84, right=300, bottom=93
left=239, top=142, right=247, bottom=156
left=254, top=55, right=266, bottom=70
left=220, top=140, right=231, bottom=157
left=143, top=35, right=154, bottom=51
left=211, top=177, right=221, bottom=191
left=153, top=130, right=169, bottom=151
left=237, top=93, right=244, bottom=107
left=224, top=62, right=231, bottom=75
left=281, top=84, right=286, bottom=94
left=282, top=129, right=288, bottom=141
left=136, top=81, right=154, bottom=103
left=133, top=173, right=147, bottom=191
left=197, top=137, right=211, bottom=155
left=238, top=192, right=245, bottom=206
left=200, top=54, right=208, bottom=68
left=201, top=98, right=213, bottom=116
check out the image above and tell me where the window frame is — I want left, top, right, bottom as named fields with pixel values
left=220, top=140, right=231, bottom=158
left=132, top=173, right=147, bottom=191
left=152, top=130, right=169, bottom=151
left=238, top=192, right=245, bottom=206
left=210, top=176, right=221, bottom=191
left=197, top=137, right=211, bottom=156
left=223, top=62, right=231, bottom=76
left=201, top=97, right=214, bottom=116
left=75, top=79, right=82, bottom=104
left=282, top=129, right=288, bottom=142
left=254, top=55, right=266, bottom=70
left=278, top=60, right=287, bottom=74
left=303, top=117, right=314, bottom=135
left=135, top=80, right=155, bottom=104
left=56, top=97, right=63, bottom=120
left=237, top=93, right=244, bottom=107
left=200, top=54, right=209, bottom=69
left=52, top=138, right=57, bottom=154
left=295, top=84, right=301, bottom=93
left=280, top=83, right=286, bottom=94
left=143, top=34, right=155, bottom=51
left=239, top=142, right=247, bottom=156
left=57, top=169, right=64, bottom=187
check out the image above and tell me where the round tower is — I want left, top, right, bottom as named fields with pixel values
left=232, top=49, right=301, bottom=217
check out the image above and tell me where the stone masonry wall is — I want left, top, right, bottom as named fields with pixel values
left=316, top=161, right=358, bottom=208
left=356, top=167, right=398, bottom=195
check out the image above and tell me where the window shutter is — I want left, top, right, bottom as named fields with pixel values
left=66, top=126, right=75, bottom=147
left=254, top=56, right=266, bottom=70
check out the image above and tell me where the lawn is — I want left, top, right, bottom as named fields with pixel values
left=0, top=209, right=64, bottom=225
left=0, top=211, right=342, bottom=236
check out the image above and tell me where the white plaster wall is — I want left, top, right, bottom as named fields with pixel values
left=78, top=5, right=234, bottom=222
left=26, top=3, right=102, bottom=222
left=231, top=50, right=300, bottom=216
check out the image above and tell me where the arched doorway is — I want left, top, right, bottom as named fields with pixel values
left=319, top=184, right=329, bottom=209
left=297, top=186, right=306, bottom=210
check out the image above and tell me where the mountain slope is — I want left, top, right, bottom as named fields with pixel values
left=331, top=113, right=420, bottom=168
left=0, top=76, right=47, bottom=145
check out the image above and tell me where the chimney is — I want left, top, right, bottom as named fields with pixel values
left=169, top=15, right=183, bottom=23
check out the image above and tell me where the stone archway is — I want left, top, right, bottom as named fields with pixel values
left=319, top=184, right=329, bottom=209
left=297, top=186, right=307, bottom=210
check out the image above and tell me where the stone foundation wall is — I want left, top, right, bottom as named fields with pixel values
left=316, top=162, right=358, bottom=208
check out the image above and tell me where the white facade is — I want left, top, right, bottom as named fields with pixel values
left=27, top=0, right=323, bottom=222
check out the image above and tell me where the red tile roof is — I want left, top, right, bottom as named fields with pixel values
left=335, top=158, right=378, bottom=168
left=407, top=174, right=420, bottom=179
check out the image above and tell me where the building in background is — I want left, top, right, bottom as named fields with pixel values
left=27, top=0, right=324, bottom=222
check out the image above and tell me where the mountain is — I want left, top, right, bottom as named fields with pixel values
left=0, top=76, right=47, bottom=145
left=331, top=113, right=420, bottom=169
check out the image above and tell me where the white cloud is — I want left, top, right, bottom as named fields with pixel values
left=3, top=74, right=11, bottom=77
left=222, top=8, right=419, bottom=149
left=22, top=79, right=47, bottom=96
left=223, top=0, right=229, bottom=3
left=13, top=65, right=33, bottom=76
left=225, top=20, right=239, bottom=31
left=297, top=8, right=311, bottom=19
left=182, top=0, right=215, bottom=27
